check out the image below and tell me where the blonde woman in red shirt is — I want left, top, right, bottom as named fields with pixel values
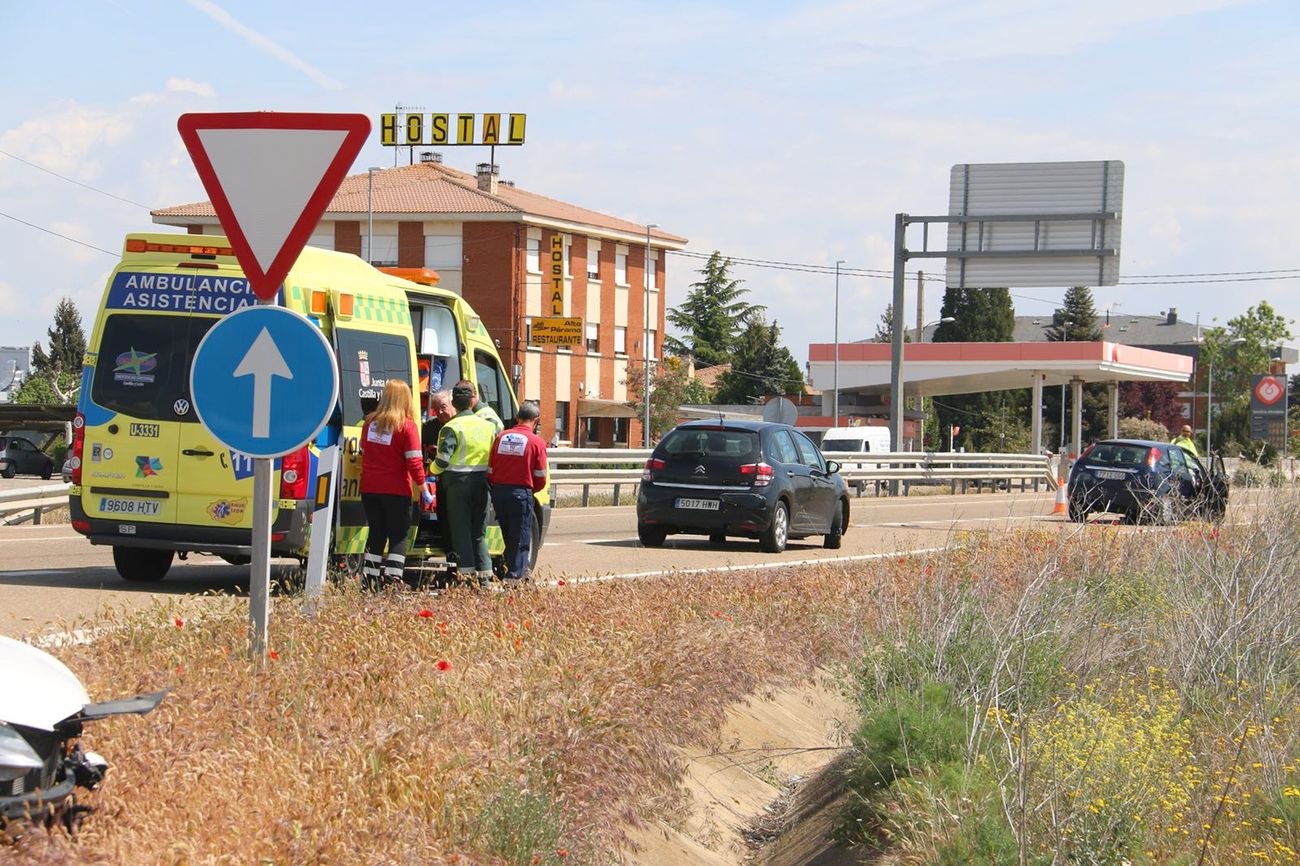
left=359, top=379, right=433, bottom=589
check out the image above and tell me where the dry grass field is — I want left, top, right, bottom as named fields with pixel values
left=3, top=500, right=1296, bottom=865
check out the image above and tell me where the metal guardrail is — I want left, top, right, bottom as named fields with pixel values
left=0, top=483, right=71, bottom=525
left=545, top=448, right=1057, bottom=504
left=0, top=453, right=1056, bottom=522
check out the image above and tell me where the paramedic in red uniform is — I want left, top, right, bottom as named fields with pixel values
left=487, top=400, right=548, bottom=588
left=359, top=380, right=433, bottom=589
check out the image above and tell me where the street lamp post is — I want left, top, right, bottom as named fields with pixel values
left=643, top=224, right=658, bottom=447
left=1206, top=337, right=1246, bottom=456
left=366, top=167, right=382, bottom=265
left=833, top=260, right=845, bottom=427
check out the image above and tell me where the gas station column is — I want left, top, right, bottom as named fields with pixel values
left=1030, top=373, right=1044, bottom=454
left=1070, top=378, right=1084, bottom=459
left=1108, top=382, right=1119, bottom=439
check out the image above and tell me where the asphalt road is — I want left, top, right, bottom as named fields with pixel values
left=0, top=488, right=1261, bottom=638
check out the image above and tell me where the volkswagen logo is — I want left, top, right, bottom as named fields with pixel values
left=173, top=398, right=191, bottom=417
left=694, top=464, right=707, bottom=476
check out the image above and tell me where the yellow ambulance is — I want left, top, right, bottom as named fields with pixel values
left=69, top=233, right=548, bottom=582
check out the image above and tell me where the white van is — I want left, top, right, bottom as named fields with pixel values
left=820, top=426, right=892, bottom=457
left=819, top=426, right=892, bottom=494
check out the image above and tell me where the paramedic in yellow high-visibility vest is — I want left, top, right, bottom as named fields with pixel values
left=1171, top=424, right=1200, bottom=458
left=432, top=382, right=496, bottom=588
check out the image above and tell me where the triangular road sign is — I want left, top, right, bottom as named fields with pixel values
left=177, top=112, right=370, bottom=301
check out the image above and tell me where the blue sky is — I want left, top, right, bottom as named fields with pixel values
left=2, top=0, right=1298, bottom=368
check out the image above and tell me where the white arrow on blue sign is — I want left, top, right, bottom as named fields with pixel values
left=190, top=305, right=339, bottom=458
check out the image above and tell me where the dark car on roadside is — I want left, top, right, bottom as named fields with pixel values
left=0, top=435, right=54, bottom=480
left=1067, top=438, right=1228, bottom=524
left=636, top=420, right=850, bottom=552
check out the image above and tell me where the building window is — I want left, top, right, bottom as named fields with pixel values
left=587, top=248, right=599, bottom=280
left=361, top=233, right=398, bottom=266
left=648, top=329, right=657, bottom=360
left=555, top=400, right=569, bottom=440
left=615, top=251, right=628, bottom=285
left=613, top=417, right=629, bottom=444
left=526, top=237, right=540, bottom=273
left=614, top=326, right=627, bottom=355
left=645, top=254, right=655, bottom=289
left=583, top=417, right=599, bottom=445
left=585, top=323, right=599, bottom=353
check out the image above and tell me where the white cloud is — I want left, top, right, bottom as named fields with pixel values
left=184, top=0, right=342, bottom=90
left=166, top=78, right=215, bottom=97
left=0, top=103, right=132, bottom=180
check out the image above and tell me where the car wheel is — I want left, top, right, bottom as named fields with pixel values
left=40, top=463, right=53, bottom=480
left=760, top=500, right=789, bottom=553
left=1156, top=493, right=1180, bottom=526
left=708, top=531, right=726, bottom=544
left=219, top=554, right=251, bottom=566
left=638, top=523, right=667, bottom=548
left=823, top=504, right=844, bottom=549
left=112, top=546, right=174, bottom=582
left=1, top=463, right=15, bottom=479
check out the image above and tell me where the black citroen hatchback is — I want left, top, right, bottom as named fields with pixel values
left=636, top=420, right=850, bottom=552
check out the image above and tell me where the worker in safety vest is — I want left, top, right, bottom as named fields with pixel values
left=432, top=382, right=497, bottom=587
left=460, top=378, right=504, bottom=436
left=1171, top=424, right=1200, bottom=458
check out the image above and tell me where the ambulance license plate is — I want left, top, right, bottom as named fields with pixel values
left=676, top=497, right=719, bottom=511
left=99, top=496, right=161, bottom=517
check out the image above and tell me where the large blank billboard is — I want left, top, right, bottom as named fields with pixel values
left=946, top=160, right=1123, bottom=288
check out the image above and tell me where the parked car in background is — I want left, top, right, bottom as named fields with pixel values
left=1067, top=439, right=1228, bottom=524
left=0, top=435, right=54, bottom=479
left=637, top=420, right=850, bottom=553
left=61, top=456, right=73, bottom=484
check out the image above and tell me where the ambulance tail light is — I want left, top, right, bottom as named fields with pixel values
left=70, top=412, right=86, bottom=486
left=310, top=290, right=329, bottom=317
left=279, top=447, right=311, bottom=500
left=334, top=292, right=355, bottom=319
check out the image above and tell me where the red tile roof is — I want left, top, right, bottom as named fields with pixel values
left=152, top=160, right=687, bottom=245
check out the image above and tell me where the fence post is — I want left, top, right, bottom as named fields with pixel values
left=581, top=484, right=590, bottom=507
left=612, top=484, right=621, bottom=507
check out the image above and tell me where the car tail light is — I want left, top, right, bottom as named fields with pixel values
left=72, top=519, right=91, bottom=534
left=279, top=446, right=310, bottom=500
left=69, top=412, right=85, bottom=485
left=740, top=462, right=774, bottom=487
left=642, top=457, right=664, bottom=481
left=1146, top=446, right=1160, bottom=469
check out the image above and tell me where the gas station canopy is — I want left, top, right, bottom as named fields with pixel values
left=808, top=341, right=1192, bottom=398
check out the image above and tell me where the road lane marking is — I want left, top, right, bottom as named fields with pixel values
left=551, top=546, right=950, bottom=586
left=0, top=535, right=85, bottom=544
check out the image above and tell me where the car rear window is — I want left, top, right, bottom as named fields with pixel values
left=91, top=313, right=217, bottom=422
left=1086, top=444, right=1152, bottom=467
left=661, top=428, right=759, bottom=461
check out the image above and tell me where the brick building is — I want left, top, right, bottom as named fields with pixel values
left=151, top=154, right=687, bottom=447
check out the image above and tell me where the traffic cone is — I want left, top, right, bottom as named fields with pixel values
left=1052, top=457, right=1068, bottom=515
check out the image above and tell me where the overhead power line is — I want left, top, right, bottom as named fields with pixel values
left=0, top=210, right=117, bottom=256
left=0, top=148, right=151, bottom=210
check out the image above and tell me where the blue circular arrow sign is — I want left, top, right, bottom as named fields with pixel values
left=190, top=305, right=339, bottom=458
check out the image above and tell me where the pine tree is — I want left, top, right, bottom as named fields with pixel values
left=28, top=298, right=86, bottom=404
left=1044, top=287, right=1107, bottom=443
left=872, top=303, right=911, bottom=343
left=712, top=317, right=804, bottom=405
left=664, top=252, right=764, bottom=368
left=931, top=287, right=1022, bottom=451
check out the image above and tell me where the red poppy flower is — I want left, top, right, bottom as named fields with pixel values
left=438, top=621, right=448, bottom=632
left=436, top=659, right=452, bottom=671
left=418, top=609, right=434, bottom=618
left=557, top=849, right=569, bottom=858
left=174, top=617, right=184, bottom=628
left=557, top=579, right=566, bottom=586
left=268, top=651, right=279, bottom=660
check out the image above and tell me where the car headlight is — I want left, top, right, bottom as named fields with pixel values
left=0, top=723, right=43, bottom=782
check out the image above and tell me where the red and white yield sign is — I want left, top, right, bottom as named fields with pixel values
left=177, top=112, right=370, bottom=300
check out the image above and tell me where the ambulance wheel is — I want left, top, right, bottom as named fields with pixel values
left=113, top=546, right=173, bottom=582
left=528, top=511, right=542, bottom=569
